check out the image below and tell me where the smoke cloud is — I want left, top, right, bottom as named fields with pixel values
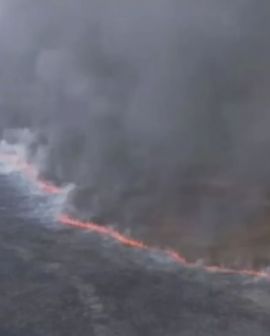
left=1, top=0, right=270, bottom=264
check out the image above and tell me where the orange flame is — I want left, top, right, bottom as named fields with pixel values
left=0, top=152, right=269, bottom=281
left=0, top=153, right=62, bottom=194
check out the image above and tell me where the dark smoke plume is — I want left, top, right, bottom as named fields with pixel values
left=1, top=0, right=270, bottom=264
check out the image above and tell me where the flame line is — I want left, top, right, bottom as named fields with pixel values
left=0, top=152, right=269, bottom=280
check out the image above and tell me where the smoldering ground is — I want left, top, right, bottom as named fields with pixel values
left=1, top=0, right=270, bottom=265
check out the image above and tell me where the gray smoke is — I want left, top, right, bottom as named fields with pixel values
left=1, top=0, right=270, bottom=263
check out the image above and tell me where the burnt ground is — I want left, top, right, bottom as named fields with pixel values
left=0, top=175, right=270, bottom=335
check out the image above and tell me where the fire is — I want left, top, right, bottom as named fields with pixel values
left=37, top=179, right=62, bottom=194
left=59, top=214, right=147, bottom=249
left=0, top=153, right=62, bottom=194
left=0, top=152, right=270, bottom=281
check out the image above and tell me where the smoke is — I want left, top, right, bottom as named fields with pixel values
left=1, top=0, right=270, bottom=263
